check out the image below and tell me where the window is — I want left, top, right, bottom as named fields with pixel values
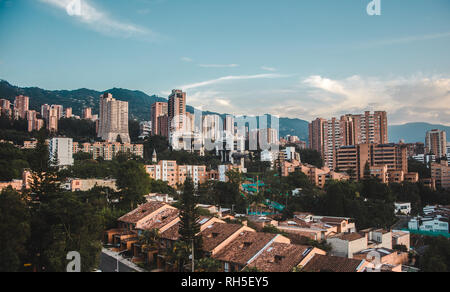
left=224, top=262, right=230, bottom=272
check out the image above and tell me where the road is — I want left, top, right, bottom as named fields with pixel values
left=99, top=252, right=137, bottom=273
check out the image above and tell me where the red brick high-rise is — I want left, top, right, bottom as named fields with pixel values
left=309, top=111, right=388, bottom=170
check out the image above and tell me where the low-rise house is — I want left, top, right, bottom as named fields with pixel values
left=277, top=214, right=356, bottom=241
left=200, top=222, right=253, bottom=256
left=353, top=248, right=409, bottom=271
left=392, top=230, right=410, bottom=251
left=64, top=178, right=118, bottom=192
left=212, top=231, right=291, bottom=272
left=359, top=228, right=392, bottom=250
left=408, top=205, right=450, bottom=234
left=301, top=254, right=368, bottom=272
left=245, top=243, right=326, bottom=272
left=326, top=233, right=367, bottom=258
left=145, top=193, right=176, bottom=204
left=395, top=202, right=412, bottom=215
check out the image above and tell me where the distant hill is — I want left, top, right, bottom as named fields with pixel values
left=389, top=123, right=450, bottom=143
left=6, top=80, right=446, bottom=144
left=0, top=80, right=311, bottom=141
left=0, top=80, right=167, bottom=120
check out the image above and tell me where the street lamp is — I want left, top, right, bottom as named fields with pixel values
left=115, top=250, right=127, bottom=272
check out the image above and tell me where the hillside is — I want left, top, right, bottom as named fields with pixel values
left=0, top=80, right=311, bottom=141
left=389, top=123, right=450, bottom=143
left=3, top=80, right=447, bottom=144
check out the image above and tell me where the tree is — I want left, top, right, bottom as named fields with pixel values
left=115, top=160, right=151, bottom=210
left=298, top=149, right=323, bottom=168
left=29, top=192, right=104, bottom=272
left=418, top=237, right=450, bottom=272
left=178, top=178, right=203, bottom=270
left=0, top=188, right=30, bottom=272
left=196, top=258, right=223, bottom=272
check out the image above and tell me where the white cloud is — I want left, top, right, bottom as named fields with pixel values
left=299, top=74, right=450, bottom=125
left=39, top=0, right=157, bottom=39
left=358, top=32, right=450, bottom=48
left=261, top=66, right=277, bottom=72
left=181, top=57, right=193, bottom=63
left=198, top=64, right=240, bottom=68
left=179, top=73, right=287, bottom=91
left=175, top=72, right=450, bottom=126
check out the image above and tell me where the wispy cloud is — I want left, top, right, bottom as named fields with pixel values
left=198, top=64, right=240, bottom=68
left=179, top=73, right=287, bottom=90
left=299, top=74, right=450, bottom=125
left=358, top=32, right=450, bottom=48
left=181, top=57, right=193, bottom=63
left=261, top=66, right=277, bottom=72
left=39, top=0, right=158, bottom=40
left=175, top=72, right=450, bottom=126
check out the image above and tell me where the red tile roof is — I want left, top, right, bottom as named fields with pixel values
left=302, top=254, right=365, bottom=272
left=213, top=231, right=277, bottom=266
left=118, top=202, right=166, bottom=224
left=246, top=243, right=312, bottom=272
left=201, top=223, right=243, bottom=252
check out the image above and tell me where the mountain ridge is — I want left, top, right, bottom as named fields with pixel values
left=1, top=80, right=448, bottom=143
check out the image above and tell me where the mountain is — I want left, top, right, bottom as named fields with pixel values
left=389, top=123, right=450, bottom=143
left=0, top=80, right=167, bottom=120
left=0, top=80, right=310, bottom=141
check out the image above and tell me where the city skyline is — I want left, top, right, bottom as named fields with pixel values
left=0, top=0, right=449, bottom=125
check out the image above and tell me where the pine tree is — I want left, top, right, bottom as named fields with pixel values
left=178, top=177, right=203, bottom=270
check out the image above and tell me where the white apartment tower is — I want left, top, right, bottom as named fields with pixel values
left=49, top=137, right=74, bottom=167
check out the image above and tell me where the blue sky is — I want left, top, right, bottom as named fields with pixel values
left=0, top=0, right=449, bottom=125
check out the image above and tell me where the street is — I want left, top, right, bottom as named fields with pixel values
left=99, top=251, right=138, bottom=273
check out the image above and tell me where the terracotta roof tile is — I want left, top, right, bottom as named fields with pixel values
left=213, top=231, right=277, bottom=266
left=138, top=208, right=179, bottom=231
left=201, top=223, right=243, bottom=252
left=302, top=254, right=364, bottom=272
left=247, top=243, right=312, bottom=272
left=118, top=202, right=166, bottom=224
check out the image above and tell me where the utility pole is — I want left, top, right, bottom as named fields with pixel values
left=191, top=238, right=195, bottom=272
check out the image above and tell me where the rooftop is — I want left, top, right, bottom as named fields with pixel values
left=201, top=223, right=243, bottom=252
left=302, top=254, right=365, bottom=273
left=118, top=201, right=166, bottom=224
left=213, top=231, right=277, bottom=266
left=246, top=243, right=312, bottom=272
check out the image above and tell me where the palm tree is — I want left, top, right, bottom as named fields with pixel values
left=138, top=229, right=161, bottom=264
left=164, top=241, right=191, bottom=272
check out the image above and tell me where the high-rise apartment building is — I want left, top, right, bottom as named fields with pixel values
left=14, top=95, right=29, bottom=120
left=158, top=115, right=169, bottom=138
left=98, top=93, right=130, bottom=143
left=151, top=102, right=168, bottom=136
left=224, top=115, right=235, bottom=135
left=309, top=111, right=388, bottom=170
left=168, top=89, right=186, bottom=134
left=83, top=107, right=93, bottom=120
left=41, top=104, right=51, bottom=121
left=64, top=107, right=73, bottom=119
left=26, top=110, right=44, bottom=132
left=49, top=137, right=74, bottom=167
left=0, top=99, right=11, bottom=117
left=47, top=106, right=59, bottom=132
left=431, top=160, right=450, bottom=190
left=52, top=105, right=64, bottom=120
left=425, top=129, right=447, bottom=158
left=202, top=114, right=222, bottom=141
left=336, top=143, right=408, bottom=180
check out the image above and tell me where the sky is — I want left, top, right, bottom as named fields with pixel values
left=0, top=0, right=449, bottom=125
